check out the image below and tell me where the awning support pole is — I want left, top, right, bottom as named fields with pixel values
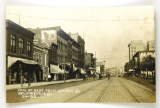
left=64, top=64, right=65, bottom=82
left=9, top=67, right=11, bottom=85
left=19, top=63, right=23, bottom=87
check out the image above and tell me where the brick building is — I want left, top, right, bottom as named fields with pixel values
left=6, top=20, right=41, bottom=85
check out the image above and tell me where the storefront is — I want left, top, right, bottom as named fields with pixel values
left=7, top=56, right=42, bottom=84
left=50, top=64, right=68, bottom=81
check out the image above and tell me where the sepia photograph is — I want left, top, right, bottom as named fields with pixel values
left=5, top=4, right=156, bottom=104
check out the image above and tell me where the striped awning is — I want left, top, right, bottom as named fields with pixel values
left=7, top=56, right=38, bottom=68
left=81, top=68, right=86, bottom=74
left=50, top=64, right=64, bottom=74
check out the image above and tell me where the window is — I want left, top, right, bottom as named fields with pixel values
left=27, top=41, right=31, bottom=57
left=19, top=38, right=24, bottom=54
left=10, top=35, right=16, bottom=53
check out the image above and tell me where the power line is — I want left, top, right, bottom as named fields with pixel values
left=6, top=13, right=153, bottom=22
left=89, top=8, right=107, bottom=55
left=97, top=56, right=129, bottom=59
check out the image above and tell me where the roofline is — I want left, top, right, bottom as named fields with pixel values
left=6, top=20, right=35, bottom=36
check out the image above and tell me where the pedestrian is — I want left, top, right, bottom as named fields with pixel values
left=14, top=72, right=17, bottom=84
left=23, top=77, right=26, bottom=84
left=57, top=74, right=59, bottom=82
left=108, top=73, right=110, bottom=81
left=54, top=74, right=57, bottom=81
left=48, top=74, right=51, bottom=82
left=76, top=74, right=78, bottom=80
left=28, top=77, right=31, bottom=87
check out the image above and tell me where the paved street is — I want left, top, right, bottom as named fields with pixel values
left=6, top=77, right=156, bottom=103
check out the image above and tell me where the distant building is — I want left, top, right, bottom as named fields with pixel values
left=133, top=50, right=155, bottom=77
left=96, top=62, right=105, bottom=75
left=106, top=68, right=117, bottom=77
left=128, top=40, right=145, bottom=61
left=85, top=53, right=93, bottom=70
left=69, top=33, right=85, bottom=69
left=128, top=40, right=155, bottom=61
left=106, top=67, right=123, bottom=77
left=148, top=40, right=155, bottom=51
left=85, top=53, right=96, bottom=73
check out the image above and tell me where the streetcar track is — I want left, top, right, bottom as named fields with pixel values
left=124, top=78, right=155, bottom=94
left=95, top=79, right=114, bottom=102
left=118, top=78, right=140, bottom=103
left=65, top=78, right=113, bottom=102
left=65, top=78, right=154, bottom=103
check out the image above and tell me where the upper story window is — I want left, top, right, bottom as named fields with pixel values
left=27, top=41, right=31, bottom=57
left=10, top=35, right=16, bottom=53
left=19, top=38, right=24, bottom=54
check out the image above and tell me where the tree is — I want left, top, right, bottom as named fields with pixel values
left=140, top=55, right=155, bottom=81
left=141, top=55, right=155, bottom=71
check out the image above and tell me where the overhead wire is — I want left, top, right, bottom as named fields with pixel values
left=6, top=13, right=153, bottom=21
left=6, top=11, right=151, bottom=68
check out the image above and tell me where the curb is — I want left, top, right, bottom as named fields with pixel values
left=6, top=79, right=83, bottom=91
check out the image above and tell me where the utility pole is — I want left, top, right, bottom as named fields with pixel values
left=147, top=41, right=149, bottom=51
left=18, top=7, right=20, bottom=25
left=128, top=43, right=131, bottom=62
left=64, top=64, right=66, bottom=82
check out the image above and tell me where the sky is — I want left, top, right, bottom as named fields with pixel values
left=6, top=5, right=155, bottom=69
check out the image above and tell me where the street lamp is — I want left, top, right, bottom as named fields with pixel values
left=103, top=61, right=106, bottom=76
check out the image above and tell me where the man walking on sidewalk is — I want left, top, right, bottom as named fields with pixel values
left=28, top=77, right=31, bottom=87
left=108, top=73, right=111, bottom=81
left=48, top=74, right=51, bottom=82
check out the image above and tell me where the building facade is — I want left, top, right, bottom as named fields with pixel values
left=6, top=20, right=41, bottom=85
left=133, top=51, right=155, bottom=77
left=28, top=27, right=60, bottom=80
left=69, top=33, right=85, bottom=69
left=85, top=53, right=96, bottom=71
left=29, top=26, right=81, bottom=80
left=96, top=62, right=105, bottom=75
left=128, top=40, right=145, bottom=61
left=128, top=40, right=155, bottom=61
left=33, top=45, right=50, bottom=81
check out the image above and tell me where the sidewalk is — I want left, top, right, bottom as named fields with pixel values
left=6, top=79, right=83, bottom=90
left=124, top=77, right=156, bottom=92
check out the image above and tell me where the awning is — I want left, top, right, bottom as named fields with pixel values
left=81, top=68, right=86, bottom=74
left=17, top=60, right=38, bottom=65
left=89, top=67, right=96, bottom=70
left=50, top=64, right=64, bottom=74
left=7, top=56, right=38, bottom=68
left=61, top=69, right=69, bottom=73
left=73, top=67, right=78, bottom=71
